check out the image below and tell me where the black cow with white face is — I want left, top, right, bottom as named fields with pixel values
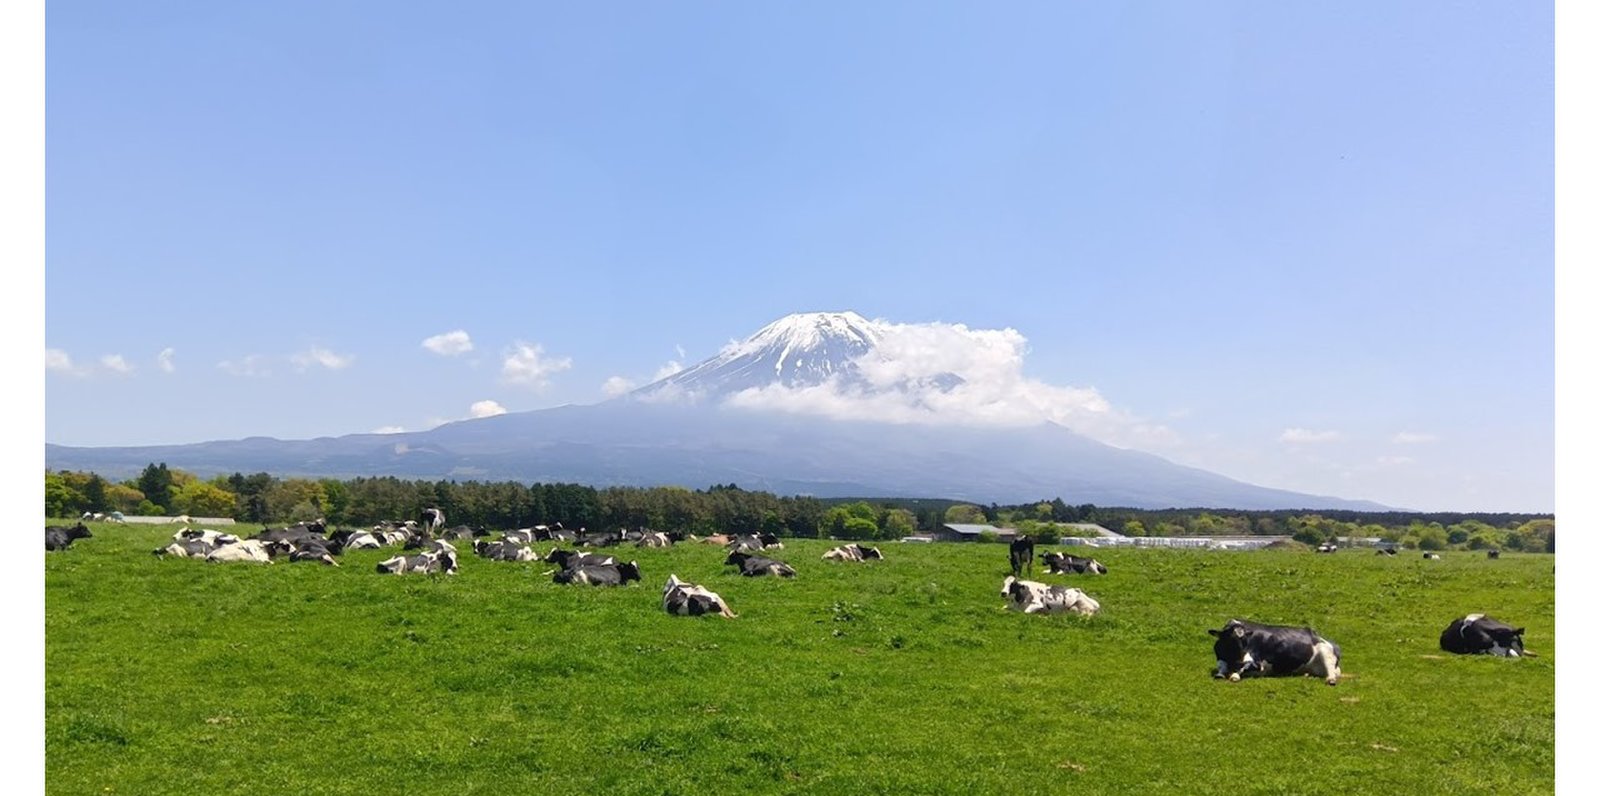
left=1042, top=552, right=1107, bottom=575
left=1209, top=619, right=1343, bottom=686
left=45, top=523, right=93, bottom=551
left=1440, top=614, right=1529, bottom=658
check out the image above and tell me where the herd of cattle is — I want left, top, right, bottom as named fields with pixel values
left=44, top=514, right=1535, bottom=681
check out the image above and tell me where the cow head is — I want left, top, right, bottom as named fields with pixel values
left=664, top=574, right=684, bottom=594
left=68, top=523, right=93, bottom=540
left=619, top=561, right=642, bottom=583
left=860, top=546, right=883, bottom=560
left=1485, top=624, right=1527, bottom=657
left=1209, top=621, right=1257, bottom=681
left=724, top=551, right=751, bottom=568
left=376, top=556, right=407, bottom=574
left=436, top=550, right=459, bottom=574
left=1000, top=575, right=1020, bottom=600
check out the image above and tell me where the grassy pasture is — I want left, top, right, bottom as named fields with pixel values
left=46, top=523, right=1554, bottom=795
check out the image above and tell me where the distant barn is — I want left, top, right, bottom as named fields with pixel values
left=935, top=523, right=1019, bottom=542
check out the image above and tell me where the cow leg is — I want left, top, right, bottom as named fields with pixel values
left=1308, top=641, right=1342, bottom=685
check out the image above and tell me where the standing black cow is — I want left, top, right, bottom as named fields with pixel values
left=1009, top=535, right=1035, bottom=577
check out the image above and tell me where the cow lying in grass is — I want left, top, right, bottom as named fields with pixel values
left=1209, top=619, right=1343, bottom=686
left=1440, top=614, right=1532, bottom=658
left=1000, top=576, right=1100, bottom=616
left=376, top=549, right=459, bottom=575
left=552, top=560, right=642, bottom=586
left=662, top=575, right=737, bottom=618
left=45, top=523, right=93, bottom=551
left=473, top=539, right=537, bottom=562
left=206, top=539, right=277, bottom=564
left=725, top=551, right=797, bottom=578
left=1042, top=552, right=1106, bottom=575
left=822, top=544, right=882, bottom=562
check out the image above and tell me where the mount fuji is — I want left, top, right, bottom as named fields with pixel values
left=45, top=311, right=1388, bottom=510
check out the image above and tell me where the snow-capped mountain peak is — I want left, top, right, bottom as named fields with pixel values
left=632, top=311, right=887, bottom=399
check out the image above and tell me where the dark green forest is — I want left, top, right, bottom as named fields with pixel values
left=45, top=465, right=1554, bottom=552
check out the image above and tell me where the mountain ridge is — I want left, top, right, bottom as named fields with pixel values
left=44, top=310, right=1392, bottom=511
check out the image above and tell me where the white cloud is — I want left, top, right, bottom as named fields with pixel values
left=291, top=346, right=354, bottom=372
left=218, top=355, right=270, bottom=377
left=652, top=359, right=685, bottom=381
left=714, top=318, right=1175, bottom=448
left=469, top=399, right=508, bottom=418
left=501, top=342, right=572, bottom=389
left=45, top=348, right=84, bottom=376
left=157, top=347, right=176, bottom=374
left=371, top=425, right=407, bottom=434
left=99, top=354, right=134, bottom=375
left=1392, top=431, right=1438, bottom=444
left=1279, top=428, right=1342, bottom=444
left=46, top=348, right=136, bottom=377
left=602, top=376, right=636, bottom=397
left=422, top=330, right=474, bottom=356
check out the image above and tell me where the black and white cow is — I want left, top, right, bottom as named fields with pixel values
left=473, top=539, right=538, bottom=562
left=176, top=528, right=242, bottom=547
left=552, top=560, right=642, bottom=586
left=724, top=551, right=797, bottom=578
left=421, top=507, right=446, bottom=537
left=1009, top=535, right=1035, bottom=577
left=1375, top=547, right=1398, bottom=556
left=45, top=523, right=93, bottom=551
left=1208, top=619, right=1343, bottom=686
left=154, top=538, right=218, bottom=558
left=287, top=540, right=341, bottom=566
left=1042, top=552, right=1107, bottom=575
left=999, top=576, right=1100, bottom=616
left=543, top=549, right=615, bottom=571
left=1487, top=549, right=1501, bottom=559
left=205, top=539, right=276, bottom=564
left=1439, top=614, right=1530, bottom=657
left=1315, top=542, right=1338, bottom=553
left=376, top=549, right=459, bottom=575
left=822, top=544, right=883, bottom=562
left=1422, top=552, right=1442, bottom=560
left=332, top=528, right=383, bottom=551
left=636, top=532, right=674, bottom=548
left=440, top=525, right=483, bottom=541
left=662, top=574, right=738, bottom=618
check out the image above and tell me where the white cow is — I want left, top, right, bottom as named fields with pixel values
left=174, top=528, right=241, bottom=546
left=662, top=575, right=737, bottom=618
left=1000, top=576, right=1100, bottom=616
left=206, top=539, right=274, bottom=564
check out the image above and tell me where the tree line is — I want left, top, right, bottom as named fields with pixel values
left=45, top=465, right=1553, bottom=551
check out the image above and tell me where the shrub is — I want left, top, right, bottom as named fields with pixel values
left=977, top=530, right=999, bottom=544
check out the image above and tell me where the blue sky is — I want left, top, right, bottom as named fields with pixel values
left=42, top=2, right=1553, bottom=512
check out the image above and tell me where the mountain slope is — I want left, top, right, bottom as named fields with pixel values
left=44, top=311, right=1391, bottom=510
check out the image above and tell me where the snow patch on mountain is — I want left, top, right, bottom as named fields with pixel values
left=627, top=311, right=1180, bottom=451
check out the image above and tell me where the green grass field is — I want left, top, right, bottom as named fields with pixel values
left=45, top=522, right=1554, bottom=795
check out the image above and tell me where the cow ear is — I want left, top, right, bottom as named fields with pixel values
left=1208, top=629, right=1222, bottom=637
left=1515, top=627, right=1526, bottom=636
